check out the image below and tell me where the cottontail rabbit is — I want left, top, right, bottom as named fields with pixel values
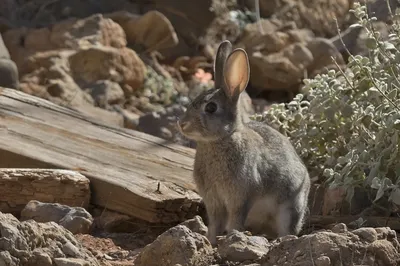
left=177, top=40, right=311, bottom=245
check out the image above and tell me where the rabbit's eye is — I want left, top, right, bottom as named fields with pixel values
left=205, top=102, right=218, bottom=114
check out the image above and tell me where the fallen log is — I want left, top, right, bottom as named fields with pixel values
left=0, top=87, right=201, bottom=223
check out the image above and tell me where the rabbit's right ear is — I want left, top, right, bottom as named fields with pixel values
left=223, top=48, right=250, bottom=101
left=214, top=40, right=232, bottom=89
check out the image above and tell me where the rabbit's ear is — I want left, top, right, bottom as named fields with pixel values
left=214, top=40, right=232, bottom=89
left=223, top=48, right=250, bottom=101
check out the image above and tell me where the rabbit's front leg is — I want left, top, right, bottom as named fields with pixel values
left=225, top=201, right=249, bottom=233
left=204, top=198, right=227, bottom=245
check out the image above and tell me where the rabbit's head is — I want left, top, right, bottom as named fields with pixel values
left=177, top=40, right=250, bottom=142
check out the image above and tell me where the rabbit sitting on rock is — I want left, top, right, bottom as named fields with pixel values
left=177, top=40, right=311, bottom=245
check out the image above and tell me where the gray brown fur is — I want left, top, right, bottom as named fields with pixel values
left=177, top=40, right=310, bottom=245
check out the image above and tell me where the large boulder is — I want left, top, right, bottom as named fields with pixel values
left=68, top=46, right=146, bottom=93
left=0, top=212, right=100, bottom=266
left=134, top=225, right=214, bottom=266
left=0, top=33, right=18, bottom=89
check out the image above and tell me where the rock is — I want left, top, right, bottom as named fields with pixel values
left=114, top=10, right=178, bottom=52
left=305, top=38, right=344, bottom=76
left=353, top=21, right=390, bottom=56
left=54, top=258, right=91, bottom=266
left=238, top=20, right=314, bottom=55
left=0, top=169, right=90, bottom=216
left=21, top=200, right=93, bottom=234
left=2, top=14, right=126, bottom=69
left=137, top=104, right=186, bottom=142
left=91, top=208, right=131, bottom=232
left=180, top=215, right=208, bottom=236
left=18, top=49, right=95, bottom=109
left=0, top=32, right=10, bottom=59
left=0, top=57, right=19, bottom=89
left=135, top=225, right=214, bottom=266
left=314, top=255, right=331, bottom=266
left=140, top=0, right=216, bottom=59
left=86, top=80, right=125, bottom=108
left=253, top=0, right=353, bottom=37
left=352, top=227, right=378, bottom=242
left=0, top=211, right=100, bottom=265
left=50, top=14, right=126, bottom=49
left=261, top=227, right=400, bottom=265
left=249, top=43, right=313, bottom=90
left=0, top=33, right=18, bottom=89
left=237, top=15, right=342, bottom=93
left=368, top=239, right=399, bottom=266
left=218, top=230, right=270, bottom=262
left=331, top=223, right=347, bottom=234
left=0, top=251, right=17, bottom=266
left=68, top=46, right=146, bottom=93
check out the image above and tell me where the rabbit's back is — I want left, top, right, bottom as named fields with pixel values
left=246, top=120, right=310, bottom=198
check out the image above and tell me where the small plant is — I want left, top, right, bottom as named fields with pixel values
left=134, top=66, right=180, bottom=111
left=257, top=2, right=400, bottom=210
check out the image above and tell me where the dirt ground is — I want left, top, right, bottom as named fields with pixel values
left=77, top=208, right=175, bottom=265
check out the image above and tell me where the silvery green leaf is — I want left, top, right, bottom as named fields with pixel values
left=371, top=176, right=381, bottom=189
left=346, top=186, right=355, bottom=203
left=337, top=156, right=348, bottom=164
left=383, top=42, right=396, bottom=51
left=394, top=119, right=400, bottom=129
left=374, top=184, right=385, bottom=202
left=323, top=168, right=334, bottom=178
left=342, top=105, right=354, bottom=117
left=389, top=188, right=400, bottom=205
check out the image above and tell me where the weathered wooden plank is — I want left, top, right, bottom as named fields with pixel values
left=0, top=168, right=90, bottom=216
left=0, top=87, right=201, bottom=223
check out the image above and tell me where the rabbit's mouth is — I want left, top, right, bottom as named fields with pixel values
left=176, top=120, right=204, bottom=141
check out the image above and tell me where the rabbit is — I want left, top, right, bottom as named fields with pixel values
left=177, top=40, right=311, bottom=246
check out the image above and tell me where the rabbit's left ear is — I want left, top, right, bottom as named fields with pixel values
left=223, top=48, right=250, bottom=101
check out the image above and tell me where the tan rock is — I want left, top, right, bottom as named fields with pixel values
left=135, top=225, right=214, bottom=266
left=140, top=0, right=215, bottom=59
left=2, top=14, right=127, bottom=69
left=249, top=43, right=313, bottom=90
left=68, top=46, right=146, bottom=93
left=0, top=169, right=90, bottom=216
left=114, top=10, right=178, bottom=52
left=238, top=21, right=314, bottom=55
left=262, top=227, right=400, bottom=265
left=256, top=0, right=353, bottom=37
left=50, top=14, right=126, bottom=49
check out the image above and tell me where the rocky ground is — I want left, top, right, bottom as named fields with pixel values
left=1, top=0, right=400, bottom=265
left=1, top=204, right=400, bottom=266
